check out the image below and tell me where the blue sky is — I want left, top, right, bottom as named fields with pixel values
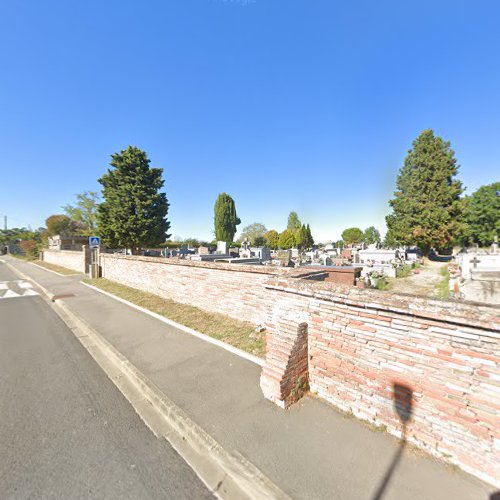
left=1, top=0, right=499, bottom=242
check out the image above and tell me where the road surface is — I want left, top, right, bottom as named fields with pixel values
left=0, top=261, right=212, bottom=499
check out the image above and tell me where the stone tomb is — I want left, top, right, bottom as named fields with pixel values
left=458, top=248, right=500, bottom=305
left=357, top=247, right=401, bottom=278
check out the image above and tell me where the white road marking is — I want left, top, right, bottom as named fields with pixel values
left=0, top=280, right=39, bottom=300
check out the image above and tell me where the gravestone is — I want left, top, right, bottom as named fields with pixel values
left=239, top=238, right=252, bottom=258
left=216, top=241, right=229, bottom=255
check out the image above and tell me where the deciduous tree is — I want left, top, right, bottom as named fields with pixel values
left=460, top=182, right=500, bottom=246
left=264, top=230, right=279, bottom=250
left=341, top=227, right=363, bottom=245
left=45, top=214, right=84, bottom=236
left=363, top=226, right=381, bottom=245
left=63, top=191, right=100, bottom=236
left=239, top=222, right=267, bottom=245
left=278, top=229, right=296, bottom=249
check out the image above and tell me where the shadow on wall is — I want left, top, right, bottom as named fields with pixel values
left=371, top=383, right=413, bottom=500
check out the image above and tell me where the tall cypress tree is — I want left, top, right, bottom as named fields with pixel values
left=306, top=224, right=314, bottom=248
left=214, top=193, right=240, bottom=243
left=97, top=146, right=170, bottom=251
left=386, top=129, right=463, bottom=253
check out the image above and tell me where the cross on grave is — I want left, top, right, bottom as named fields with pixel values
left=470, top=256, right=481, bottom=268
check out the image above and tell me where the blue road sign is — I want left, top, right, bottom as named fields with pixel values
left=89, top=236, right=101, bottom=248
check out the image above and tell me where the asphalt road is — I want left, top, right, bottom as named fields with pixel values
left=0, top=262, right=212, bottom=499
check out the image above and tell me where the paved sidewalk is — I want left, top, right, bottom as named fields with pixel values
left=6, top=257, right=496, bottom=500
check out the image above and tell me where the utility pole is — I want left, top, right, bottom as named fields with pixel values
left=4, top=215, right=7, bottom=231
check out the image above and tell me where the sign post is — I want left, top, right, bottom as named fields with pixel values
left=89, top=236, right=101, bottom=278
left=89, top=236, right=100, bottom=249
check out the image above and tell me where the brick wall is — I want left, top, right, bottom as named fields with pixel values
left=99, top=254, right=319, bottom=325
left=44, top=252, right=499, bottom=484
left=261, top=278, right=500, bottom=487
left=42, top=249, right=86, bottom=273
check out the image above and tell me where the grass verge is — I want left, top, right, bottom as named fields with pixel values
left=9, top=253, right=36, bottom=262
left=33, top=260, right=80, bottom=275
left=435, top=265, right=450, bottom=299
left=82, top=278, right=265, bottom=358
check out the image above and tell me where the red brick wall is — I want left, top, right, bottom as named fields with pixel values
left=100, top=254, right=302, bottom=324
left=66, top=253, right=499, bottom=485
left=262, top=278, right=500, bottom=487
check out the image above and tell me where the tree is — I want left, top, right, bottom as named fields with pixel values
left=278, top=229, right=296, bottom=249
left=306, top=224, right=314, bottom=248
left=460, top=182, right=500, bottom=246
left=254, top=236, right=266, bottom=247
left=287, top=211, right=301, bottom=233
left=239, top=222, right=267, bottom=245
left=45, top=214, right=84, bottom=236
left=383, top=230, right=399, bottom=248
left=214, top=193, right=240, bottom=243
left=98, top=146, right=170, bottom=251
left=63, top=191, right=101, bottom=236
left=264, top=230, right=279, bottom=250
left=341, top=227, right=363, bottom=245
left=386, top=129, right=463, bottom=253
left=18, top=240, right=38, bottom=258
left=363, top=226, right=381, bottom=246
left=296, top=224, right=306, bottom=249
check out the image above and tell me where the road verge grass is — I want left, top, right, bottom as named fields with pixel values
left=33, top=260, right=80, bottom=275
left=82, top=278, right=265, bottom=358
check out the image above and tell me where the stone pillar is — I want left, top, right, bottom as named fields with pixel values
left=83, top=245, right=91, bottom=273
left=260, top=319, right=309, bottom=408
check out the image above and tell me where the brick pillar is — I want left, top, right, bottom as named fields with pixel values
left=260, top=319, right=309, bottom=408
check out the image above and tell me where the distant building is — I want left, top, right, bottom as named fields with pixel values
left=48, top=234, right=88, bottom=251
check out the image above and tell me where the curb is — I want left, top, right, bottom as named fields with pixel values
left=80, top=280, right=265, bottom=367
left=52, top=301, right=288, bottom=500
left=4, top=258, right=288, bottom=499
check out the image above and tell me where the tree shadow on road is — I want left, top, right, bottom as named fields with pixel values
left=371, top=383, right=413, bottom=500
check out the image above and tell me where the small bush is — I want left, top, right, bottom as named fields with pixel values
left=374, top=276, right=391, bottom=290
left=18, top=240, right=39, bottom=260
left=396, top=264, right=413, bottom=278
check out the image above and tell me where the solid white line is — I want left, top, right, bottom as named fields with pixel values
left=29, top=261, right=79, bottom=277
left=80, top=281, right=265, bottom=367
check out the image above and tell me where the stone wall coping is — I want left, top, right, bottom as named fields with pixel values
left=44, top=248, right=84, bottom=254
left=100, top=253, right=325, bottom=278
left=265, top=277, right=500, bottom=330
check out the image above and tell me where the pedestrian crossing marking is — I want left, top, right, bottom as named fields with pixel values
left=0, top=280, right=39, bottom=300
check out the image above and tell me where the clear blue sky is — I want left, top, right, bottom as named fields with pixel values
left=1, top=0, right=499, bottom=242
